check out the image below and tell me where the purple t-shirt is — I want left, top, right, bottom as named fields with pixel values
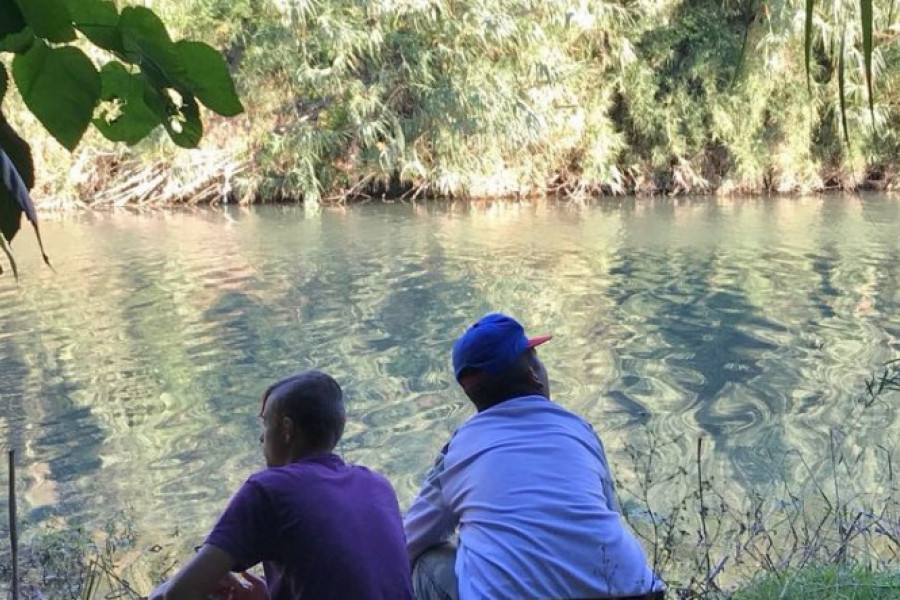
left=205, top=453, right=414, bottom=600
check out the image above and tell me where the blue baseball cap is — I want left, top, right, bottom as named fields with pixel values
left=452, top=313, right=552, bottom=382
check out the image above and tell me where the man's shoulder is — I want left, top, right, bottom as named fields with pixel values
left=447, top=396, right=599, bottom=457
left=245, top=460, right=399, bottom=506
left=463, top=395, right=592, bottom=427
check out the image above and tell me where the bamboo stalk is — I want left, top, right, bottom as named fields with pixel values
left=9, top=449, right=19, bottom=600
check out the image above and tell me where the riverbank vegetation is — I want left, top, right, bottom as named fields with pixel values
left=2, top=0, right=900, bottom=207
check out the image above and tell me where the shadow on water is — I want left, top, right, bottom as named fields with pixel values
left=0, top=302, right=104, bottom=528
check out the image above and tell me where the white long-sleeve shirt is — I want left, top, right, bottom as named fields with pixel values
left=404, top=395, right=664, bottom=600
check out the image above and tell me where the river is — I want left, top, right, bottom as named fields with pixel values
left=1, top=196, right=899, bottom=568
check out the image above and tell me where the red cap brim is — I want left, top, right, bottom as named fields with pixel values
left=527, top=335, right=553, bottom=349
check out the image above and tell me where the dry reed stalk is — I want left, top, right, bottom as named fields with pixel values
left=9, top=449, right=18, bottom=600
left=84, top=151, right=247, bottom=207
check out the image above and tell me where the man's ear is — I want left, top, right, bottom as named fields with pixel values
left=281, top=416, right=295, bottom=443
left=525, top=364, right=544, bottom=391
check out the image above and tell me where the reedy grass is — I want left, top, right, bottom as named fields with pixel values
left=0, top=514, right=179, bottom=600
left=3, top=0, right=900, bottom=207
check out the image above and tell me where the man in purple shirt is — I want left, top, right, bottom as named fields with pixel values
left=151, top=371, right=414, bottom=600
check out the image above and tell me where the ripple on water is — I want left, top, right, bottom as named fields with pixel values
left=2, top=199, right=900, bottom=551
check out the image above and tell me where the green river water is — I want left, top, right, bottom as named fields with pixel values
left=1, top=196, right=899, bottom=566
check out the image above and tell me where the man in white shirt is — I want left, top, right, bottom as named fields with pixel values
left=404, top=313, right=665, bottom=600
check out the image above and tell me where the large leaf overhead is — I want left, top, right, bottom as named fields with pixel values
left=177, top=41, right=244, bottom=117
left=68, top=0, right=123, bottom=54
left=12, top=42, right=101, bottom=150
left=12, top=0, right=76, bottom=43
left=0, top=0, right=242, bottom=274
left=0, top=63, right=45, bottom=273
left=93, top=62, right=159, bottom=144
left=119, top=6, right=184, bottom=75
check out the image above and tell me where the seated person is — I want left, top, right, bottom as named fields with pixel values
left=152, top=370, right=414, bottom=600
left=404, top=313, right=666, bottom=600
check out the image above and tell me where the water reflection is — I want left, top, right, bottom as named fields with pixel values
left=1, top=196, right=899, bottom=554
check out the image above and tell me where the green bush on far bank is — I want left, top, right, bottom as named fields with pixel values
left=4, top=0, right=900, bottom=205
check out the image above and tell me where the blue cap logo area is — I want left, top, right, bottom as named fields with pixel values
left=452, top=313, right=552, bottom=380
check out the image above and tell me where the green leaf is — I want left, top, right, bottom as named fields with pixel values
left=12, top=0, right=76, bottom=43
left=163, top=92, right=203, bottom=149
left=0, top=27, right=35, bottom=54
left=0, top=0, right=26, bottom=41
left=12, top=42, right=101, bottom=150
left=143, top=82, right=203, bottom=148
left=93, top=62, right=161, bottom=144
left=119, top=6, right=185, bottom=77
left=0, top=63, right=6, bottom=102
left=68, top=0, right=123, bottom=53
left=860, top=0, right=874, bottom=120
left=804, top=0, right=815, bottom=92
left=176, top=41, right=243, bottom=117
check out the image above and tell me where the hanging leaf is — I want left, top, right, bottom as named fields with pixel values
left=12, top=42, right=101, bottom=150
left=12, top=0, right=75, bottom=43
left=860, top=0, right=874, bottom=120
left=0, top=119, right=35, bottom=190
left=0, top=108, right=37, bottom=244
left=68, top=0, right=124, bottom=54
left=804, top=0, right=815, bottom=92
left=0, top=145, right=49, bottom=275
left=143, top=82, right=203, bottom=148
left=93, top=62, right=161, bottom=144
left=176, top=41, right=244, bottom=117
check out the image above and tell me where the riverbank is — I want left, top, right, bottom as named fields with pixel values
left=4, top=0, right=899, bottom=208
left=3, top=546, right=899, bottom=599
left=3, top=445, right=898, bottom=600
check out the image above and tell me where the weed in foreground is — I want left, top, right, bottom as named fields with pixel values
left=0, top=513, right=179, bottom=600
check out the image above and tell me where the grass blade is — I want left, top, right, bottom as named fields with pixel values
left=861, top=0, right=874, bottom=120
left=838, top=25, right=850, bottom=147
left=805, top=0, right=816, bottom=92
left=9, top=450, right=19, bottom=600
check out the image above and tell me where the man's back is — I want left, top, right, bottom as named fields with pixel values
left=408, top=395, right=661, bottom=599
left=207, top=453, right=414, bottom=600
